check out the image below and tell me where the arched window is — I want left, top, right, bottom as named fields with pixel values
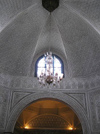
left=35, top=54, right=64, bottom=78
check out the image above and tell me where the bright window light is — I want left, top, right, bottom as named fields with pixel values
left=36, top=55, right=64, bottom=78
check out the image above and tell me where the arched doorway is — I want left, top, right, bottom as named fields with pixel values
left=14, top=99, right=82, bottom=134
left=5, top=92, right=90, bottom=134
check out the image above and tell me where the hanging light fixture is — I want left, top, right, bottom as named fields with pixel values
left=38, top=13, right=63, bottom=86
left=38, top=52, right=63, bottom=85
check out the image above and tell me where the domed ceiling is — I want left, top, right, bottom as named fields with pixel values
left=0, top=0, right=100, bottom=78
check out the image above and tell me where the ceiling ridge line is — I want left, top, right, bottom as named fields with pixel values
left=32, top=13, right=68, bottom=59
left=61, top=1, right=100, bottom=35
left=0, top=3, right=38, bottom=34
left=31, top=14, right=50, bottom=59
left=52, top=14, right=72, bottom=77
left=51, top=14, right=68, bottom=60
left=60, top=2, right=100, bottom=77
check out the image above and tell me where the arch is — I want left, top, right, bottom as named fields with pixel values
left=35, top=54, right=64, bottom=77
left=26, top=113, right=71, bottom=129
left=5, top=92, right=91, bottom=134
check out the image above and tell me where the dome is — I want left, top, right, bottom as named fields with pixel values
left=0, top=0, right=100, bottom=78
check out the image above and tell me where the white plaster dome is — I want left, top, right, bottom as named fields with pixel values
left=0, top=0, right=100, bottom=78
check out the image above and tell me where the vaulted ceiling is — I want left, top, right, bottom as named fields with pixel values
left=0, top=0, right=100, bottom=78
left=16, top=99, right=81, bottom=130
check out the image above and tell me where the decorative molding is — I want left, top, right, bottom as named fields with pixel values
left=0, top=88, right=9, bottom=129
left=96, top=104, right=100, bottom=122
left=11, top=92, right=31, bottom=109
left=5, top=92, right=90, bottom=134
left=68, top=93, right=86, bottom=110
left=0, top=73, right=100, bottom=90
left=89, top=89, right=100, bottom=132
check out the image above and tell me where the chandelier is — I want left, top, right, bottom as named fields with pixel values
left=38, top=52, right=63, bottom=85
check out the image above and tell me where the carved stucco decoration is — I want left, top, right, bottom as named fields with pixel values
left=96, top=102, right=100, bottom=123
left=89, top=89, right=100, bottom=132
left=5, top=92, right=90, bottom=134
left=68, top=93, right=87, bottom=111
left=0, top=88, right=9, bottom=129
left=11, top=92, right=31, bottom=110
left=0, top=73, right=100, bottom=90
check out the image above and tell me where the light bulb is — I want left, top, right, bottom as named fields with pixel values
left=25, top=125, right=30, bottom=129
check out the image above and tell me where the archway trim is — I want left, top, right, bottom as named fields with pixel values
left=5, top=92, right=91, bottom=134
